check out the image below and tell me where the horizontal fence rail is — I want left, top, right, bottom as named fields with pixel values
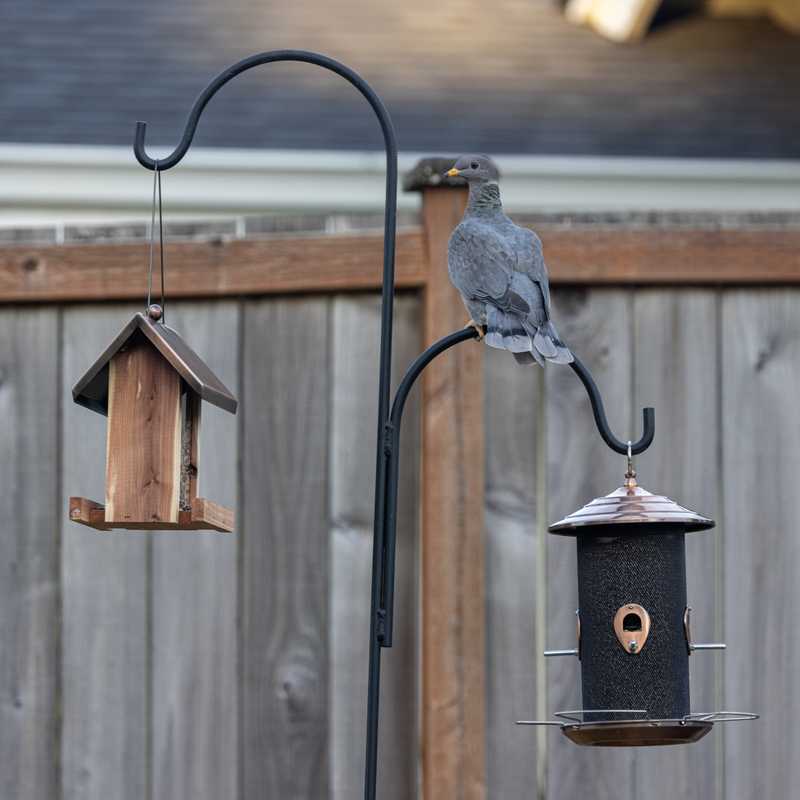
left=1, top=221, right=800, bottom=304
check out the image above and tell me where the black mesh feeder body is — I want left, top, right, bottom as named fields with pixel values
left=538, top=468, right=735, bottom=746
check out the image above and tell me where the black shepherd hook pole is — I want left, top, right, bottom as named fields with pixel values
left=377, top=329, right=656, bottom=652
left=132, top=50, right=656, bottom=800
left=133, top=50, right=397, bottom=800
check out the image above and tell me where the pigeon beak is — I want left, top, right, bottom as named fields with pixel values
left=446, top=167, right=460, bottom=177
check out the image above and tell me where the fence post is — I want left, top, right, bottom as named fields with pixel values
left=405, top=159, right=487, bottom=800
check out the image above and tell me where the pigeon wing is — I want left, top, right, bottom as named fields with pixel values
left=448, top=220, right=514, bottom=304
left=511, top=226, right=552, bottom=315
left=449, top=220, right=549, bottom=355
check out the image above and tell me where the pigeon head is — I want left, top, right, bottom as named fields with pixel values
left=446, top=155, right=499, bottom=184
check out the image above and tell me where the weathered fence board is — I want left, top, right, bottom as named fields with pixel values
left=0, top=309, right=60, bottom=800
left=241, top=298, right=330, bottom=798
left=544, top=289, right=636, bottom=799
left=721, top=291, right=800, bottom=800
left=61, top=305, right=149, bottom=800
left=632, top=290, right=721, bottom=799
left=484, top=346, right=543, bottom=798
left=150, top=302, right=240, bottom=800
left=330, top=294, right=420, bottom=799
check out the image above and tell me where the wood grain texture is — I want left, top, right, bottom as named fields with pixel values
left=150, top=302, right=240, bottom=800
left=3, top=227, right=800, bottom=305
left=544, top=289, right=635, bottom=799
left=538, top=227, right=800, bottom=285
left=0, top=231, right=427, bottom=302
left=61, top=304, right=149, bottom=800
left=106, top=342, right=182, bottom=523
left=330, top=294, right=420, bottom=799
left=67, top=497, right=233, bottom=532
left=721, top=291, right=800, bottom=800
left=420, top=186, right=487, bottom=800
left=0, top=309, right=60, bottom=800
left=484, top=346, right=543, bottom=798
left=632, top=290, right=722, bottom=799
left=190, top=497, right=234, bottom=532
left=241, top=298, right=330, bottom=798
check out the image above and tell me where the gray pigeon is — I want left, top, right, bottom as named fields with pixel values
left=446, top=154, right=573, bottom=367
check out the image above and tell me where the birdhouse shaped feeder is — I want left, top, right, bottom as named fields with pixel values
left=527, top=466, right=755, bottom=746
left=68, top=308, right=237, bottom=532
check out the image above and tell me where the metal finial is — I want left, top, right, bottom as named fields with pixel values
left=625, top=440, right=637, bottom=489
left=147, top=303, right=163, bottom=321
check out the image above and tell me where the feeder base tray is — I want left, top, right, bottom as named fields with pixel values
left=561, top=719, right=713, bottom=747
left=68, top=497, right=234, bottom=533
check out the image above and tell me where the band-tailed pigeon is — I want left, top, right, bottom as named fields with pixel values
left=446, top=154, right=572, bottom=366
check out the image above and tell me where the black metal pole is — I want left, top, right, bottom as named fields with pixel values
left=132, top=50, right=398, bottom=800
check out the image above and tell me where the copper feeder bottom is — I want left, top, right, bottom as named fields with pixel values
left=561, top=719, right=713, bottom=747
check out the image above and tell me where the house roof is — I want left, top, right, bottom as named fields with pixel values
left=1, top=2, right=798, bottom=159
left=72, top=312, right=238, bottom=415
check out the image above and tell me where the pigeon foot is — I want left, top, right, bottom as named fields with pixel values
left=464, top=319, right=485, bottom=340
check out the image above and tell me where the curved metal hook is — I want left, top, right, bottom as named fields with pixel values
left=380, top=327, right=481, bottom=646
left=569, top=356, right=655, bottom=455
left=378, top=328, right=654, bottom=648
left=133, top=49, right=396, bottom=171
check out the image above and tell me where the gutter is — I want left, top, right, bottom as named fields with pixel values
left=0, top=143, right=798, bottom=225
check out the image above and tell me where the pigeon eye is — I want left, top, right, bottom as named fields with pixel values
left=470, top=161, right=479, bottom=169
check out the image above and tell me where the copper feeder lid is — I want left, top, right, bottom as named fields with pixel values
left=549, top=471, right=714, bottom=536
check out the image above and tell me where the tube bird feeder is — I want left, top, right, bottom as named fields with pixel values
left=520, top=463, right=756, bottom=745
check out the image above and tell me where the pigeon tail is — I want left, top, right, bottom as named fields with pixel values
left=484, top=308, right=572, bottom=367
left=485, top=307, right=536, bottom=355
left=532, top=320, right=573, bottom=365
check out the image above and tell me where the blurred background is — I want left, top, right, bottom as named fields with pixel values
left=0, top=2, right=799, bottom=800
left=1, top=0, right=799, bottom=224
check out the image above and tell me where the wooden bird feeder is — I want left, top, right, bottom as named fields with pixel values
left=68, top=308, right=237, bottom=532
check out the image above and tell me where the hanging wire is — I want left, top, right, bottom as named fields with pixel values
left=147, top=164, right=157, bottom=309
left=146, top=160, right=166, bottom=322
left=158, top=165, right=165, bottom=320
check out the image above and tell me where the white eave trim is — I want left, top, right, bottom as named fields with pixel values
left=0, top=143, right=798, bottom=225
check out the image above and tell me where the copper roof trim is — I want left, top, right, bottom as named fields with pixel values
left=549, top=481, right=714, bottom=535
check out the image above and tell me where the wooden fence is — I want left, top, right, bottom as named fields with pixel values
left=0, top=175, right=799, bottom=800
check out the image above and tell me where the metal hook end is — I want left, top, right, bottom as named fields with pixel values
left=568, top=358, right=656, bottom=457
left=625, top=440, right=637, bottom=487
left=134, top=121, right=156, bottom=170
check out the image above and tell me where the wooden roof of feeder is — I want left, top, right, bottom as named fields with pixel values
left=549, top=472, right=714, bottom=535
left=72, top=311, right=237, bottom=416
